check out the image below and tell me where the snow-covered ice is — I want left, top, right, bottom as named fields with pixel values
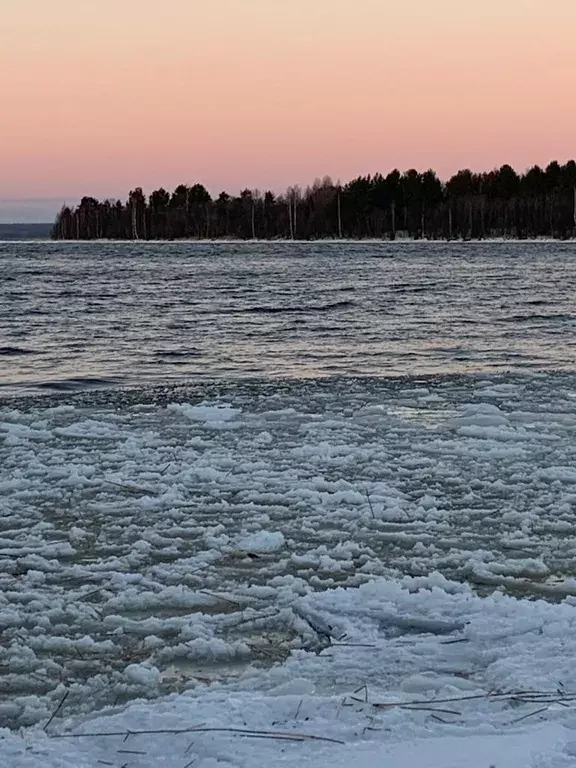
left=4, top=576, right=576, bottom=766
left=4, top=373, right=576, bottom=765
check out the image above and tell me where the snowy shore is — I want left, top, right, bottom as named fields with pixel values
left=4, top=575, right=576, bottom=766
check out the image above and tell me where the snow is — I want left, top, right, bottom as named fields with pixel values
left=4, top=373, right=576, bottom=765
left=4, top=574, right=576, bottom=765
left=2, top=723, right=574, bottom=768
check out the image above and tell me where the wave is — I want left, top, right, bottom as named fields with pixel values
left=501, top=313, right=576, bottom=322
left=0, top=346, right=37, bottom=356
left=238, top=300, right=356, bottom=314
left=390, top=284, right=432, bottom=293
left=154, top=349, right=202, bottom=358
left=36, top=377, right=120, bottom=391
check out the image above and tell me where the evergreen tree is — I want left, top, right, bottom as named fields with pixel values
left=51, top=160, right=576, bottom=242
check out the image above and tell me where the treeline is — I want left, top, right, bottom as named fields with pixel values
left=52, top=161, right=576, bottom=241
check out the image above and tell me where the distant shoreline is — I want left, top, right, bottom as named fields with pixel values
left=4, top=236, right=576, bottom=245
left=0, top=223, right=52, bottom=241
left=50, top=162, right=576, bottom=241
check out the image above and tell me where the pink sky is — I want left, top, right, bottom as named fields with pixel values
left=2, top=0, right=575, bottom=217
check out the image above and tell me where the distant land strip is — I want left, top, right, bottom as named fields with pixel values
left=52, top=161, right=576, bottom=241
left=0, top=223, right=53, bottom=241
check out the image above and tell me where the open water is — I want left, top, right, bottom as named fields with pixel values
left=2, top=241, right=576, bottom=395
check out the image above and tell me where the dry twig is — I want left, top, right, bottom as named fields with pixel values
left=50, top=725, right=344, bottom=744
left=44, top=690, right=70, bottom=732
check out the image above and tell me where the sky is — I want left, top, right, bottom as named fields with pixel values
left=1, top=0, right=576, bottom=221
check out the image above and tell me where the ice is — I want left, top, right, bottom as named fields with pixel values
left=167, top=402, right=242, bottom=426
left=124, top=662, right=162, bottom=687
left=3, top=574, right=576, bottom=764
left=237, top=530, right=285, bottom=553
left=4, top=373, right=576, bottom=764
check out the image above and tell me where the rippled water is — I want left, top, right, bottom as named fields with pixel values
left=2, top=240, right=576, bottom=395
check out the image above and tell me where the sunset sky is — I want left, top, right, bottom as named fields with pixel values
left=2, top=0, right=575, bottom=221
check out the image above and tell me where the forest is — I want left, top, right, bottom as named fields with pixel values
left=52, top=161, right=576, bottom=241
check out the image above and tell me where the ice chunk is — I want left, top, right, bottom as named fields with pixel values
left=237, top=531, right=285, bottom=553
left=168, top=402, right=242, bottom=424
left=124, top=662, right=161, bottom=687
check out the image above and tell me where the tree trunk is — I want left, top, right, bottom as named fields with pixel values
left=288, top=196, right=294, bottom=240
left=131, top=205, right=139, bottom=240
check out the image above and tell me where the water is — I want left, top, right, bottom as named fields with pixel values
left=4, top=240, right=576, bottom=727
left=2, top=241, right=576, bottom=396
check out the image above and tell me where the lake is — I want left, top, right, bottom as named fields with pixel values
left=2, top=241, right=576, bottom=395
